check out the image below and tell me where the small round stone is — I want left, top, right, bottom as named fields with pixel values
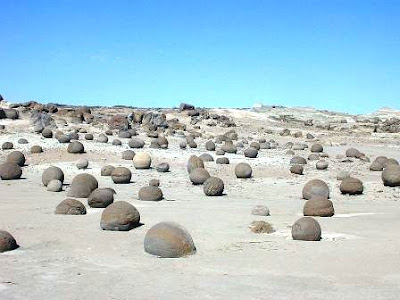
left=290, top=156, right=307, bottom=165
left=251, top=205, right=270, bottom=216
left=308, top=153, right=320, bottom=161
left=203, top=177, right=224, bottom=196
left=382, top=165, right=400, bottom=187
left=31, top=145, right=43, bottom=153
left=291, top=217, right=321, bottom=241
left=76, top=159, right=89, bottom=169
left=88, top=188, right=115, bottom=208
left=216, top=157, right=229, bottom=164
left=101, top=165, right=115, bottom=176
left=199, top=153, right=214, bottom=162
left=303, top=197, right=334, bottom=217
left=302, top=179, right=329, bottom=200
left=316, top=160, right=328, bottom=170
left=18, top=138, right=28, bottom=144
left=97, top=134, right=108, bottom=143
left=346, top=148, right=360, bottom=158
left=290, top=165, right=304, bottom=175
left=138, top=186, right=164, bottom=201
left=156, top=162, right=170, bottom=172
left=187, top=155, right=204, bottom=173
left=42, top=128, right=53, bottom=138
left=337, top=170, right=350, bottom=180
left=67, top=173, right=98, bottom=198
left=205, top=140, right=216, bottom=151
left=144, top=222, right=196, bottom=258
left=128, top=138, right=145, bottom=148
left=235, top=163, right=252, bottom=178
left=111, top=167, right=132, bottom=184
left=84, top=133, right=94, bottom=140
left=67, top=141, right=84, bottom=153
left=2, top=142, right=13, bottom=150
left=340, top=177, right=363, bottom=195
left=310, top=143, right=323, bottom=153
left=47, top=179, right=63, bottom=192
left=100, top=201, right=140, bottom=231
left=112, top=139, right=122, bottom=146
left=149, top=179, right=160, bottom=186
left=244, top=147, right=258, bottom=158
left=133, top=152, right=152, bottom=169
left=189, top=168, right=210, bottom=185
left=122, top=150, right=135, bottom=160
left=0, top=230, right=19, bottom=253
left=55, top=199, right=87, bottom=215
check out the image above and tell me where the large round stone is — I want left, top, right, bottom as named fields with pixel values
left=205, top=140, right=216, bottom=151
left=382, top=165, right=400, bottom=187
left=128, top=138, right=145, bottom=148
left=144, top=222, right=196, bottom=258
left=186, top=155, right=204, bottom=173
left=67, top=173, right=98, bottom=198
left=290, top=165, right=303, bottom=175
left=189, top=168, right=210, bottom=185
left=340, top=177, right=363, bottom=194
left=76, top=158, right=89, bottom=169
left=100, top=201, right=140, bottom=231
left=303, top=197, right=334, bottom=217
left=47, top=179, right=63, bottom=192
left=203, top=177, right=224, bottom=196
left=235, top=163, right=252, bottom=178
left=199, top=153, right=214, bottom=162
left=0, top=163, right=22, bottom=180
left=138, top=186, right=163, bottom=201
left=244, top=147, right=258, bottom=158
left=88, top=188, right=115, bottom=208
left=133, top=152, right=151, bottom=169
left=291, top=217, right=321, bottom=241
left=0, top=230, right=19, bottom=253
left=251, top=205, right=270, bottom=216
left=302, top=179, right=329, bottom=200
left=67, top=141, right=84, bottom=153
left=55, top=199, right=87, bottom=215
left=6, top=151, right=25, bottom=166
left=111, top=167, right=132, bottom=184
left=42, top=166, right=64, bottom=186
left=122, top=150, right=135, bottom=160
left=346, top=148, right=360, bottom=157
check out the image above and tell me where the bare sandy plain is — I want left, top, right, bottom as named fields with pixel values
left=0, top=102, right=399, bottom=299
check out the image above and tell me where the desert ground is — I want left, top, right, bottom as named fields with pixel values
left=0, top=101, right=399, bottom=299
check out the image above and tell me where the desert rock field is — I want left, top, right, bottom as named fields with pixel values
left=0, top=99, right=400, bottom=299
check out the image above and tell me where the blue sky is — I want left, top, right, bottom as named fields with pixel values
left=1, top=0, right=399, bottom=113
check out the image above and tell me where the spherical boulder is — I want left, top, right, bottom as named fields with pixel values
left=290, top=156, right=307, bottom=165
left=101, top=165, right=115, bottom=176
left=205, top=140, right=216, bottom=151
left=290, top=165, right=303, bottom=175
left=138, top=186, right=164, bottom=201
left=67, top=141, right=84, bottom=153
left=302, top=179, right=329, bottom=200
left=122, top=150, right=135, bottom=160
left=88, top=188, right=115, bottom=208
left=84, top=133, right=94, bottom=140
left=203, top=177, right=224, bottom=196
left=316, top=160, right=328, bottom=170
left=346, top=148, right=360, bottom=158
left=57, top=134, right=71, bottom=143
left=187, top=155, right=204, bottom=173
left=179, top=141, right=187, bottom=149
left=42, top=166, right=64, bottom=186
left=251, top=205, right=270, bottom=216
left=76, top=159, right=89, bottom=169
left=144, top=222, right=196, bottom=258
left=310, top=143, right=323, bottom=153
left=199, top=153, right=214, bottom=162
left=381, top=165, right=400, bottom=187
left=303, top=197, right=334, bottom=217
left=0, top=230, right=19, bottom=253
left=6, top=151, right=25, bottom=167
left=67, top=173, right=98, bottom=198
left=0, top=163, right=22, bottom=180
left=369, top=161, right=384, bottom=171
left=308, top=153, right=320, bottom=161
left=340, top=177, right=363, bottom=195
left=244, top=147, right=258, bottom=158
left=97, top=134, right=108, bottom=143
left=112, top=139, right=122, bottom=146
left=216, top=157, right=229, bottom=164
left=111, top=167, right=132, bottom=184
left=383, top=158, right=399, bottom=168
left=31, top=145, right=43, bottom=153
left=18, top=138, right=28, bottom=144
left=41, top=128, right=53, bottom=138
left=55, top=199, right=87, bottom=215
left=291, top=217, right=321, bottom=241
left=1, top=142, right=13, bottom=150
left=133, top=152, right=152, bottom=169
left=100, top=201, right=140, bottom=231
left=235, top=163, right=252, bottom=179
left=128, top=138, right=145, bottom=149
left=47, top=179, right=63, bottom=192
left=189, top=168, right=210, bottom=185
left=156, top=162, right=170, bottom=172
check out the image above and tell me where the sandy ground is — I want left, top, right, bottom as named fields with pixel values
left=0, top=108, right=400, bottom=299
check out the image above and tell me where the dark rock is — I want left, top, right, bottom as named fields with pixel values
left=55, top=199, right=87, bottom=215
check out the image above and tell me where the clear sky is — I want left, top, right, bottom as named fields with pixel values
left=1, top=0, right=399, bottom=113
